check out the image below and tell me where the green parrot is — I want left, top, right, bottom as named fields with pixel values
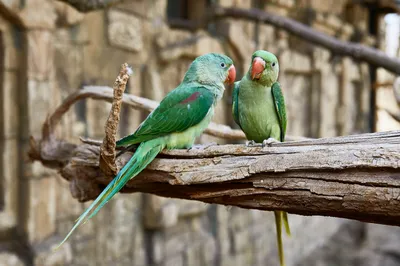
left=232, top=50, right=290, bottom=266
left=55, top=53, right=236, bottom=249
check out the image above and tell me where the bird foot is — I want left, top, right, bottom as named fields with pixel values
left=245, top=140, right=256, bottom=147
left=262, top=138, right=280, bottom=147
left=187, top=142, right=217, bottom=151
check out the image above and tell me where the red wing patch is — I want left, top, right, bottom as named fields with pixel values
left=180, top=92, right=200, bottom=104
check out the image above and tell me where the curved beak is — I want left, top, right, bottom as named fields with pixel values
left=224, top=64, right=236, bottom=85
left=251, top=57, right=266, bottom=80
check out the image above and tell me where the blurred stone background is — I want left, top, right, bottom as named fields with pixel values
left=0, top=0, right=400, bottom=265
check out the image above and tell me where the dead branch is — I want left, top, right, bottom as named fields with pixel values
left=168, top=7, right=400, bottom=75
left=43, top=85, right=306, bottom=142
left=55, top=0, right=124, bottom=12
left=46, top=86, right=247, bottom=141
left=99, top=63, right=132, bottom=176
left=29, top=129, right=400, bottom=226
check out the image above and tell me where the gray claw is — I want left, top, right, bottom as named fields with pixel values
left=188, top=142, right=217, bottom=151
left=245, top=140, right=256, bottom=147
left=262, top=138, right=280, bottom=147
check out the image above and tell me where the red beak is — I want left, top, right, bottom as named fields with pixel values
left=251, top=57, right=266, bottom=80
left=225, top=64, right=236, bottom=85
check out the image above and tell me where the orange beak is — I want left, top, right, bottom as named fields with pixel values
left=251, top=57, right=266, bottom=80
left=224, top=64, right=236, bottom=85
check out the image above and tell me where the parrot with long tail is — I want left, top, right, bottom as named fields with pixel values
left=55, top=53, right=236, bottom=249
left=232, top=50, right=290, bottom=266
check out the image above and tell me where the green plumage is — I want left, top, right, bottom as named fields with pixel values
left=232, top=50, right=290, bottom=266
left=54, top=53, right=235, bottom=250
left=116, top=86, right=215, bottom=147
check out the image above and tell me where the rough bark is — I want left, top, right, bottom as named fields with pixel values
left=99, top=63, right=132, bottom=176
left=29, top=128, right=400, bottom=226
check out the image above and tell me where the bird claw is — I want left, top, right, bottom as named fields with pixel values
left=262, top=138, right=280, bottom=147
left=245, top=140, right=256, bottom=147
left=187, top=142, right=217, bottom=151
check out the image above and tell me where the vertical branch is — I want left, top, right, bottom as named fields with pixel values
left=99, top=63, right=133, bottom=176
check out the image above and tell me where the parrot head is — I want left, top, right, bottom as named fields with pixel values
left=183, top=53, right=236, bottom=87
left=249, top=50, right=279, bottom=86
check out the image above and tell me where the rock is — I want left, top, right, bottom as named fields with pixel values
left=0, top=139, right=18, bottom=229
left=0, top=253, right=24, bottom=266
left=27, top=30, right=54, bottom=81
left=34, top=238, right=73, bottom=266
left=27, top=79, right=53, bottom=135
left=1, top=71, right=18, bottom=138
left=53, top=1, right=84, bottom=26
left=19, top=0, right=57, bottom=29
left=357, top=224, right=400, bottom=266
left=144, top=195, right=179, bottom=229
left=107, top=9, right=143, bottom=52
left=26, top=177, right=57, bottom=243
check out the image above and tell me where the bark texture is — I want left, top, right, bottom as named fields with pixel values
left=29, top=128, right=400, bottom=226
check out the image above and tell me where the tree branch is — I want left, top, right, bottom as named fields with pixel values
left=169, top=7, right=400, bottom=75
left=29, top=129, right=400, bottom=226
left=42, top=85, right=306, bottom=142
left=99, top=63, right=132, bottom=176
left=55, top=0, right=125, bottom=12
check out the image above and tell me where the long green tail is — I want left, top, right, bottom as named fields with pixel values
left=53, top=140, right=164, bottom=250
left=274, top=210, right=291, bottom=266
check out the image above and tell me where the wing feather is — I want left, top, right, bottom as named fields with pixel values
left=116, top=85, right=215, bottom=147
left=271, top=82, right=287, bottom=142
left=232, top=81, right=242, bottom=129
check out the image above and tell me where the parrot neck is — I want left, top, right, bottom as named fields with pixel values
left=186, top=81, right=224, bottom=102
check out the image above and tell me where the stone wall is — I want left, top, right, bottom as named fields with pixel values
left=0, top=0, right=399, bottom=265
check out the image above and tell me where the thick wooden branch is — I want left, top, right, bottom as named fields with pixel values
left=169, top=7, right=400, bottom=75
left=29, top=129, right=400, bottom=226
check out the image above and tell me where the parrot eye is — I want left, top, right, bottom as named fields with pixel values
left=272, top=62, right=276, bottom=67
left=220, top=62, right=226, bottom=68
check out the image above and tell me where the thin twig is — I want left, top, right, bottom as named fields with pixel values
left=99, top=63, right=133, bottom=176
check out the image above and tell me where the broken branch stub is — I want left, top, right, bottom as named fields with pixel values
left=99, top=63, right=132, bottom=177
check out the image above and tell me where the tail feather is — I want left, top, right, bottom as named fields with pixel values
left=89, top=144, right=161, bottom=220
left=274, top=210, right=291, bottom=266
left=53, top=141, right=164, bottom=251
left=282, top=211, right=291, bottom=236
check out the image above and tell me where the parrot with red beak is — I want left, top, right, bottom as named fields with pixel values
left=232, top=50, right=290, bottom=266
left=55, top=53, right=236, bottom=249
